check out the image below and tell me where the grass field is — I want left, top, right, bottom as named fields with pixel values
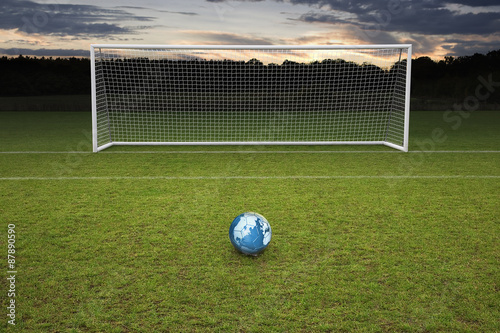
left=0, top=95, right=90, bottom=112
left=0, top=110, right=499, bottom=332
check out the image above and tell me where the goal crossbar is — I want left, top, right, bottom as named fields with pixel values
left=91, top=44, right=412, bottom=50
left=91, top=44, right=412, bottom=152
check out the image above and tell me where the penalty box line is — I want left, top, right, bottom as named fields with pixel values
left=0, top=175, right=499, bottom=181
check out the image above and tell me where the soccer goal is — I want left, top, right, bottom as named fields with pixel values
left=90, top=44, right=412, bottom=152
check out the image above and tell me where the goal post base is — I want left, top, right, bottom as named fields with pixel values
left=94, top=141, right=407, bottom=151
left=383, top=141, right=408, bottom=152
left=94, top=142, right=114, bottom=153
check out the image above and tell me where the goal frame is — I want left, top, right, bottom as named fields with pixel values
left=91, top=44, right=412, bottom=152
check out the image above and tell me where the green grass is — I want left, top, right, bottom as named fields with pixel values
left=0, top=95, right=90, bottom=112
left=0, top=110, right=499, bottom=332
left=102, top=109, right=398, bottom=144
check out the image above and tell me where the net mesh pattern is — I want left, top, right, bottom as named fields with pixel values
left=93, top=47, right=409, bottom=148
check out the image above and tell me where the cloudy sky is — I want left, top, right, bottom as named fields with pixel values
left=0, top=0, right=499, bottom=59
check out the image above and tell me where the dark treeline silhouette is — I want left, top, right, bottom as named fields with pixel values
left=98, top=57, right=404, bottom=94
left=93, top=57, right=408, bottom=114
left=1, top=50, right=499, bottom=110
left=411, top=50, right=500, bottom=108
left=0, top=56, right=89, bottom=96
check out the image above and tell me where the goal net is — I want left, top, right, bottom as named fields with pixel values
left=91, top=44, right=412, bottom=152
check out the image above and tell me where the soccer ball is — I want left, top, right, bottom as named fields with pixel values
left=229, top=212, right=272, bottom=256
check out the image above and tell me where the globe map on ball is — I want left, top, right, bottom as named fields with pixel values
left=229, top=212, right=272, bottom=256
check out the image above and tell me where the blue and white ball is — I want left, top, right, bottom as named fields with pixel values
left=229, top=212, right=272, bottom=256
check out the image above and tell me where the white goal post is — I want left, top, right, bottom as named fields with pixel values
left=91, top=44, right=412, bottom=152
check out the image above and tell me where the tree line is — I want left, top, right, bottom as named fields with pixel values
left=96, top=57, right=405, bottom=95
left=0, top=56, right=89, bottom=96
left=411, top=50, right=500, bottom=106
left=1, top=50, right=499, bottom=109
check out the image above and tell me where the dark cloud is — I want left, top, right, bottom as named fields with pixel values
left=182, top=31, right=274, bottom=45
left=0, top=47, right=89, bottom=57
left=280, top=0, right=500, bottom=10
left=293, top=1, right=500, bottom=56
left=206, top=0, right=500, bottom=36
left=450, top=0, right=500, bottom=6
left=0, top=0, right=154, bottom=37
left=158, top=10, right=199, bottom=16
left=287, top=1, right=500, bottom=35
left=211, top=0, right=499, bottom=56
left=441, top=39, right=500, bottom=56
left=297, top=8, right=500, bottom=36
left=206, top=0, right=264, bottom=2
left=116, top=6, right=199, bottom=16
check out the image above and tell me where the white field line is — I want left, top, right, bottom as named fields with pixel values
left=0, top=175, right=499, bottom=181
left=0, top=151, right=499, bottom=154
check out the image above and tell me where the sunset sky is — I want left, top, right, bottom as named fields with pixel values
left=1, top=0, right=499, bottom=60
